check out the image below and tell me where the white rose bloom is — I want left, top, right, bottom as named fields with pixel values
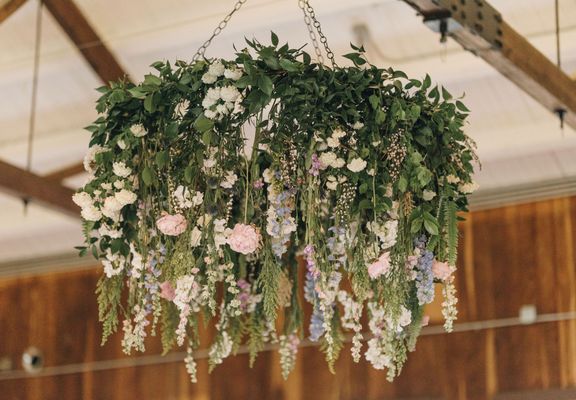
left=81, top=204, right=102, bottom=221
left=216, top=104, right=229, bottom=115
left=208, top=60, right=225, bottom=77
left=326, top=180, right=338, bottom=191
left=201, top=72, right=217, bottom=84
left=220, top=86, right=241, bottom=102
left=319, top=152, right=337, bottom=167
left=224, top=67, right=243, bottom=80
left=117, top=139, right=127, bottom=150
left=347, top=158, right=367, bottom=173
left=115, top=189, right=137, bottom=206
left=326, top=136, right=340, bottom=148
left=192, top=191, right=204, bottom=207
left=332, top=158, right=345, bottom=168
left=190, top=226, right=203, bottom=247
left=113, top=180, right=124, bottom=189
left=130, top=124, right=147, bottom=137
left=72, top=192, right=93, bottom=209
left=446, top=174, right=460, bottom=184
left=112, top=162, right=131, bottom=178
left=220, top=171, right=238, bottom=189
left=204, top=109, right=217, bottom=119
left=332, top=128, right=347, bottom=139
left=422, top=190, right=437, bottom=201
left=459, top=181, right=479, bottom=194
left=352, top=121, right=364, bottom=130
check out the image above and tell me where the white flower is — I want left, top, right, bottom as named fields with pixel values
left=203, top=158, right=216, bottom=169
left=398, top=306, right=412, bottom=328
left=332, top=158, right=345, bottom=168
left=113, top=180, right=124, bottom=189
left=192, top=191, right=204, bottom=207
left=112, top=162, right=131, bottom=178
left=98, top=224, right=122, bottom=239
left=367, top=168, right=376, bottom=176
left=197, top=213, right=212, bottom=227
left=130, top=124, right=147, bottom=137
left=190, top=226, right=202, bottom=247
left=204, top=109, right=217, bottom=119
left=319, top=152, right=337, bottom=167
left=81, top=204, right=102, bottom=221
left=83, top=144, right=107, bottom=174
left=117, top=139, right=127, bottom=150
left=422, top=190, right=436, bottom=201
left=208, top=60, right=225, bottom=77
left=173, top=185, right=193, bottom=209
left=352, top=121, right=364, bottom=130
left=220, top=171, right=238, bottom=189
left=326, top=180, right=338, bottom=191
left=72, top=192, right=92, bottom=209
left=446, top=174, right=460, bottom=184
left=201, top=72, right=218, bottom=84
left=224, top=67, right=243, bottom=80
left=216, top=104, right=229, bottom=115
left=232, top=98, right=244, bottom=114
left=458, top=181, right=479, bottom=194
left=202, top=87, right=221, bottom=109
left=347, top=158, right=367, bottom=173
left=93, top=189, right=102, bottom=197
left=332, top=128, right=347, bottom=139
left=220, top=86, right=241, bottom=102
left=263, top=168, right=274, bottom=183
left=115, top=189, right=137, bottom=206
left=326, top=137, right=340, bottom=148
left=101, top=183, right=112, bottom=191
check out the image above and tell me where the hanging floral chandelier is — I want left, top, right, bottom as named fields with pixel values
left=74, top=0, right=478, bottom=383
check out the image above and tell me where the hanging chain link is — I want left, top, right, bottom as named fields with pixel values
left=298, top=0, right=337, bottom=67
left=192, top=0, right=248, bottom=62
left=191, top=0, right=336, bottom=68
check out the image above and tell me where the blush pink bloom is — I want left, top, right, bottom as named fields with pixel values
left=159, top=281, right=176, bottom=301
left=227, top=223, right=261, bottom=255
left=368, top=251, right=391, bottom=279
left=432, top=260, right=452, bottom=280
left=421, top=315, right=430, bottom=327
left=156, top=212, right=187, bottom=236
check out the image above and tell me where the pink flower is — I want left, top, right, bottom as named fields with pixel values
left=227, top=223, right=261, bottom=255
left=432, top=260, right=452, bottom=280
left=156, top=212, right=187, bottom=236
left=368, top=251, right=391, bottom=279
left=421, top=315, right=430, bottom=327
left=159, top=281, right=176, bottom=301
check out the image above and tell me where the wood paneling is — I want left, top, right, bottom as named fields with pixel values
left=1, top=196, right=576, bottom=399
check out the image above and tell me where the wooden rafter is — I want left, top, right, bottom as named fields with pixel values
left=45, top=162, right=85, bottom=182
left=404, top=0, right=576, bottom=130
left=0, top=160, right=79, bottom=218
left=0, top=0, right=27, bottom=24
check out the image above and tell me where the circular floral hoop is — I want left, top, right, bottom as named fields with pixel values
left=76, top=36, right=478, bottom=381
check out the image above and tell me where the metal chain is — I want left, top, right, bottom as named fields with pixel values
left=298, top=0, right=337, bottom=67
left=192, top=0, right=248, bottom=62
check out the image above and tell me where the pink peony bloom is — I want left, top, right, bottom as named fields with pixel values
left=421, top=315, right=430, bottom=327
left=159, top=281, right=176, bottom=301
left=227, top=223, right=261, bottom=255
left=432, top=260, right=452, bottom=280
left=368, top=251, right=391, bottom=279
left=156, top=212, right=187, bottom=236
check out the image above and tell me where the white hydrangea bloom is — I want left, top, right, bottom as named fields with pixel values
left=115, top=189, right=137, bottom=206
left=347, top=157, right=367, bottom=173
left=220, top=86, right=241, bottom=102
left=201, top=72, right=218, bottom=84
left=208, top=60, right=225, bottom=77
left=112, top=162, right=132, bottom=178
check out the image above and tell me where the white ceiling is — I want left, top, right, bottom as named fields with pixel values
left=1, top=0, right=575, bottom=263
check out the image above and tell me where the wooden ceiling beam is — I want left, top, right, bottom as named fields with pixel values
left=0, top=0, right=27, bottom=24
left=43, top=0, right=129, bottom=84
left=45, top=162, right=85, bottom=182
left=0, top=160, right=79, bottom=218
left=404, top=0, right=576, bottom=130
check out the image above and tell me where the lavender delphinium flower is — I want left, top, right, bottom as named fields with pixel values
left=414, top=236, right=435, bottom=305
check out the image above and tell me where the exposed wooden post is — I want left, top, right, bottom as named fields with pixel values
left=404, top=0, right=576, bottom=130
left=0, top=0, right=27, bottom=23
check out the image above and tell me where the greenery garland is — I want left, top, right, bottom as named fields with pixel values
left=75, top=34, right=478, bottom=381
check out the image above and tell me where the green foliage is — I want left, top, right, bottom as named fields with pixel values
left=96, top=274, right=123, bottom=345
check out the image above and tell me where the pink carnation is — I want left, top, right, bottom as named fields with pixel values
left=227, top=223, right=261, bottom=255
left=368, top=251, right=391, bottom=279
left=432, top=260, right=452, bottom=280
left=159, top=281, right=176, bottom=301
left=156, top=212, right=187, bottom=236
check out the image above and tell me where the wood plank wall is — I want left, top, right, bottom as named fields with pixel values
left=1, top=196, right=575, bottom=400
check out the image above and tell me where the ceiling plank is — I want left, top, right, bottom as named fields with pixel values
left=404, top=0, right=576, bottom=130
left=0, top=160, right=79, bottom=218
left=45, top=162, right=85, bottom=182
left=43, top=0, right=129, bottom=84
left=0, top=0, right=27, bottom=24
